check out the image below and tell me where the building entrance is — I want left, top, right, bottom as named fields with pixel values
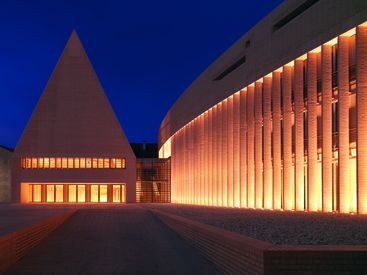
left=20, top=183, right=126, bottom=203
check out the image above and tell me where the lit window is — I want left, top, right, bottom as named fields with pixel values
left=38, top=158, right=44, bottom=168
left=80, top=158, right=86, bottom=168
left=121, top=184, right=126, bottom=202
left=68, top=158, right=74, bottom=168
left=86, top=158, right=92, bottom=168
left=91, top=185, right=99, bottom=202
left=92, top=158, right=98, bottom=168
left=68, top=185, right=77, bottom=202
left=56, top=158, right=62, bottom=168
left=98, top=158, right=104, bottom=168
left=46, top=185, right=55, bottom=202
left=62, top=158, right=67, bottom=168
left=74, top=158, right=80, bottom=168
left=113, top=185, right=120, bottom=202
left=44, top=158, right=50, bottom=168
left=26, top=158, right=31, bottom=168
left=77, top=185, right=85, bottom=202
left=33, top=185, right=41, bottom=202
left=21, top=158, right=26, bottom=168
left=110, top=158, right=116, bottom=168
left=32, top=158, right=38, bottom=168
left=116, top=158, right=122, bottom=169
left=55, top=185, right=63, bottom=202
left=100, top=185, right=108, bottom=202
left=104, top=158, right=110, bottom=168
left=122, top=158, right=126, bottom=168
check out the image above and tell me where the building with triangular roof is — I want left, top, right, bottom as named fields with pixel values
left=11, top=31, right=136, bottom=203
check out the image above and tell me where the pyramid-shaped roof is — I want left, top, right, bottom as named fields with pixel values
left=14, top=31, right=134, bottom=158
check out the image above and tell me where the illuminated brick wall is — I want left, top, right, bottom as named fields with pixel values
left=162, top=24, right=367, bottom=214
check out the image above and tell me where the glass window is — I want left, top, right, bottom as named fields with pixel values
left=80, top=158, right=86, bottom=168
left=74, top=158, right=80, bottom=168
left=44, top=158, right=50, bottom=168
left=121, top=184, right=126, bottom=203
left=100, top=185, right=108, bottom=203
left=21, top=158, right=26, bottom=168
left=62, top=158, right=67, bottom=168
left=33, top=185, right=41, bottom=202
left=56, top=158, right=62, bottom=168
left=46, top=185, right=55, bottom=202
left=110, top=158, right=116, bottom=168
left=86, top=158, right=92, bottom=168
left=77, top=185, right=85, bottom=202
left=55, top=185, right=64, bottom=202
left=98, top=158, right=104, bottom=168
left=68, top=185, right=77, bottom=202
left=122, top=159, right=126, bottom=168
left=32, top=158, right=38, bottom=168
left=104, top=158, right=110, bottom=168
left=26, top=158, right=31, bottom=168
left=68, top=158, right=74, bottom=168
left=38, top=158, right=44, bottom=168
left=116, top=159, right=122, bottom=169
left=91, top=185, right=99, bottom=202
left=113, top=185, right=120, bottom=202
left=92, top=158, right=98, bottom=168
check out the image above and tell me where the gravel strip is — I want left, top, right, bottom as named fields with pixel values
left=147, top=203, right=367, bottom=245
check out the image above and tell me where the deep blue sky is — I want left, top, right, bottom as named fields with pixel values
left=0, top=0, right=282, bottom=148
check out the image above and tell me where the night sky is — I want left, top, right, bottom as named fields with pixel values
left=0, top=0, right=283, bottom=148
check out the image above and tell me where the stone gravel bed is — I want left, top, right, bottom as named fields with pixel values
left=147, top=203, right=367, bottom=245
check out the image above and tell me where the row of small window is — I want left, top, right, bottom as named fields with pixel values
left=21, top=157, right=126, bottom=169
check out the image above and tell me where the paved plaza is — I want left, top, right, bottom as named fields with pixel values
left=6, top=205, right=220, bottom=274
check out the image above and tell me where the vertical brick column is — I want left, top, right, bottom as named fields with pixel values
left=294, top=59, right=305, bottom=211
left=322, top=44, right=333, bottom=212
left=227, top=96, right=234, bottom=207
left=208, top=109, right=213, bottom=206
left=189, top=122, right=194, bottom=204
left=283, top=65, right=294, bottom=210
left=200, top=114, right=205, bottom=205
left=263, top=76, right=273, bottom=209
left=193, top=120, right=198, bottom=204
left=307, top=52, right=318, bottom=211
left=218, top=103, right=223, bottom=206
left=212, top=106, right=218, bottom=206
left=357, top=25, right=367, bottom=214
left=247, top=85, right=255, bottom=208
left=233, top=93, right=241, bottom=207
left=222, top=100, right=228, bottom=207
left=240, top=89, right=248, bottom=208
left=272, top=72, right=282, bottom=209
left=255, top=81, right=263, bottom=208
left=204, top=112, right=208, bottom=205
left=184, top=125, right=189, bottom=204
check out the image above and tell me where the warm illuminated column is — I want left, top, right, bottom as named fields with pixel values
left=321, top=44, right=333, bottom=212
left=204, top=112, right=208, bottom=205
left=338, top=35, right=350, bottom=213
left=283, top=65, right=294, bottom=210
left=294, top=59, right=305, bottom=211
left=200, top=114, right=205, bottom=205
left=213, top=106, right=218, bottom=206
left=263, top=76, right=272, bottom=209
left=255, top=81, right=263, bottom=208
left=247, top=85, right=255, bottom=208
left=217, top=103, right=223, bottom=206
left=188, top=122, right=194, bottom=204
left=240, top=89, right=247, bottom=207
left=227, top=96, right=234, bottom=207
left=208, top=109, right=213, bottom=206
left=171, top=135, right=176, bottom=202
left=272, top=72, right=282, bottom=209
left=307, top=52, right=318, bottom=211
left=193, top=119, right=198, bottom=204
left=233, top=92, right=241, bottom=207
left=222, top=99, right=228, bottom=207
left=357, top=25, right=367, bottom=214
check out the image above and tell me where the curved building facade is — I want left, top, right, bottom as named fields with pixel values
left=158, top=0, right=367, bottom=213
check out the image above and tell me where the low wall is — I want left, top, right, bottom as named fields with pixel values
left=0, top=210, right=76, bottom=273
left=151, top=209, right=367, bottom=274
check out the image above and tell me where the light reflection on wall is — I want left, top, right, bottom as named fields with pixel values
left=161, top=23, right=367, bottom=214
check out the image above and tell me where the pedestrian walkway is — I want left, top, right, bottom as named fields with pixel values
left=6, top=205, right=220, bottom=274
